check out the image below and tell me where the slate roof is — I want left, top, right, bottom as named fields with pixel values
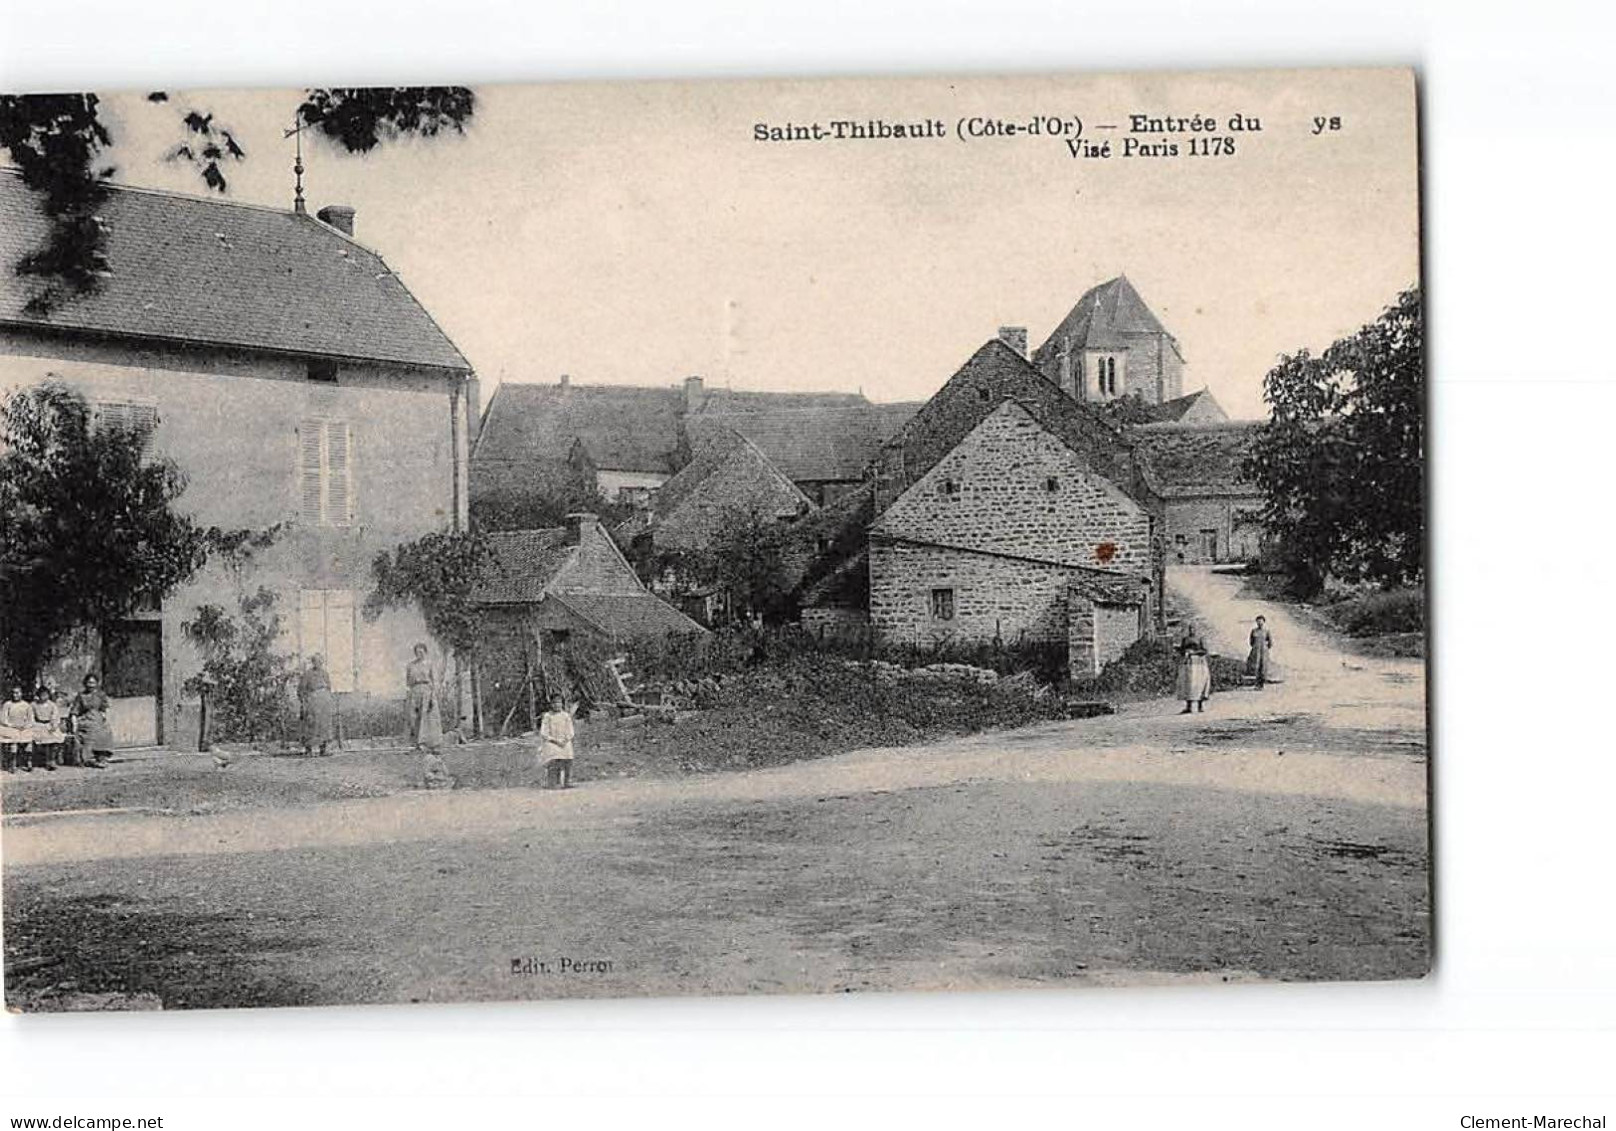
left=1031, top=275, right=1179, bottom=372
left=695, top=388, right=870, bottom=414
left=0, top=168, right=468, bottom=371
left=647, top=425, right=809, bottom=547
left=549, top=591, right=705, bottom=640
left=686, top=400, right=919, bottom=483
left=473, top=382, right=685, bottom=474
left=1101, top=388, right=1228, bottom=427
left=1132, top=422, right=1262, bottom=498
left=475, top=527, right=704, bottom=638
left=475, top=528, right=574, bottom=604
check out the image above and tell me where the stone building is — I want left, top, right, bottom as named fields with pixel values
left=869, top=401, right=1154, bottom=677
left=0, top=170, right=476, bottom=747
left=1030, top=275, right=1187, bottom=406
left=1133, top=422, right=1267, bottom=563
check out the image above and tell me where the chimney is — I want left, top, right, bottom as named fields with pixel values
left=316, top=204, right=356, bottom=237
left=566, top=512, right=598, bottom=545
left=559, top=373, right=571, bottom=392
left=683, top=375, right=706, bottom=413
left=998, top=325, right=1028, bottom=359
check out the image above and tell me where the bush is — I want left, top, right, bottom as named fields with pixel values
left=1321, top=587, right=1425, bottom=637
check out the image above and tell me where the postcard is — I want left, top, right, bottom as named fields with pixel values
left=0, top=67, right=1426, bottom=1011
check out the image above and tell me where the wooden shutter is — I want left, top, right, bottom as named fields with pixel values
left=326, top=421, right=352, bottom=526
left=299, top=420, right=325, bottom=523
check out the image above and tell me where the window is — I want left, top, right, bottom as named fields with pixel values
left=95, top=400, right=159, bottom=447
left=977, top=387, right=991, bottom=402
left=299, top=589, right=356, bottom=692
left=930, top=588, right=956, bottom=621
left=306, top=359, right=339, bottom=383
left=1044, top=476, right=1060, bottom=492
left=938, top=477, right=960, bottom=498
left=299, top=418, right=354, bottom=526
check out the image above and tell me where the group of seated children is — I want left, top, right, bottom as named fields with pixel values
left=0, top=674, right=115, bottom=773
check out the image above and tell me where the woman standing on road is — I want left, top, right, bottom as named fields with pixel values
left=298, top=654, right=336, bottom=757
left=539, top=695, right=575, bottom=789
left=405, top=643, right=440, bottom=750
left=1246, top=615, right=1274, bottom=689
left=1175, top=625, right=1212, bottom=715
left=71, top=673, right=114, bottom=769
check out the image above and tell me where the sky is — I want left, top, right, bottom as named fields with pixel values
left=85, top=68, right=1419, bottom=419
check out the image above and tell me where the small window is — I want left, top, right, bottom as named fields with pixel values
left=307, top=360, right=339, bottom=383
left=977, top=387, right=991, bottom=402
left=930, top=588, right=956, bottom=621
left=1044, top=476, right=1059, bottom=492
left=938, top=477, right=960, bottom=497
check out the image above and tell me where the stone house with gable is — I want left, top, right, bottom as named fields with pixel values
left=869, top=400, right=1155, bottom=677
left=0, top=169, right=477, bottom=747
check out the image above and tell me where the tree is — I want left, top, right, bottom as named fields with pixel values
left=1, top=87, right=476, bottom=311
left=179, top=588, right=295, bottom=743
left=0, top=382, right=212, bottom=682
left=365, top=529, right=496, bottom=662
left=1244, top=287, right=1424, bottom=595
left=710, top=507, right=798, bottom=623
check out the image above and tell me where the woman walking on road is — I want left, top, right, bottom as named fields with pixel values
left=1175, top=626, right=1212, bottom=714
left=298, top=654, right=336, bottom=757
left=1246, top=615, right=1274, bottom=689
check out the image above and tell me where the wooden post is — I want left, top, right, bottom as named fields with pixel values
left=524, top=645, right=539, bottom=735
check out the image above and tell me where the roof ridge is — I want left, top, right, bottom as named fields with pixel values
left=1, top=164, right=304, bottom=220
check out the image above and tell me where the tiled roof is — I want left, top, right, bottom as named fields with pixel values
left=648, top=425, right=809, bottom=549
left=1102, top=389, right=1227, bottom=426
left=695, top=387, right=870, bottom=414
left=1132, top=422, right=1262, bottom=498
left=0, top=168, right=468, bottom=371
left=687, top=400, right=919, bottom=483
left=550, top=591, right=706, bottom=640
left=1031, top=275, right=1177, bottom=369
left=473, top=382, right=684, bottom=475
left=474, top=528, right=574, bottom=604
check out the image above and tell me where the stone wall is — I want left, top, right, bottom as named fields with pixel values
left=876, top=401, right=1153, bottom=575
left=1065, top=591, right=1145, bottom=680
left=871, top=539, right=1088, bottom=648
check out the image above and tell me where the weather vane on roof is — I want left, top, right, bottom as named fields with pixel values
left=284, top=114, right=307, bottom=214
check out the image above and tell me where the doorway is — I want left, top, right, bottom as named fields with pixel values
left=102, top=621, right=162, bottom=747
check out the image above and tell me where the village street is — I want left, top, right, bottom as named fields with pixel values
left=2, top=570, right=1429, bottom=1010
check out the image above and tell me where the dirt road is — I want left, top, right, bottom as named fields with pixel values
left=3, top=569, right=1430, bottom=1010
